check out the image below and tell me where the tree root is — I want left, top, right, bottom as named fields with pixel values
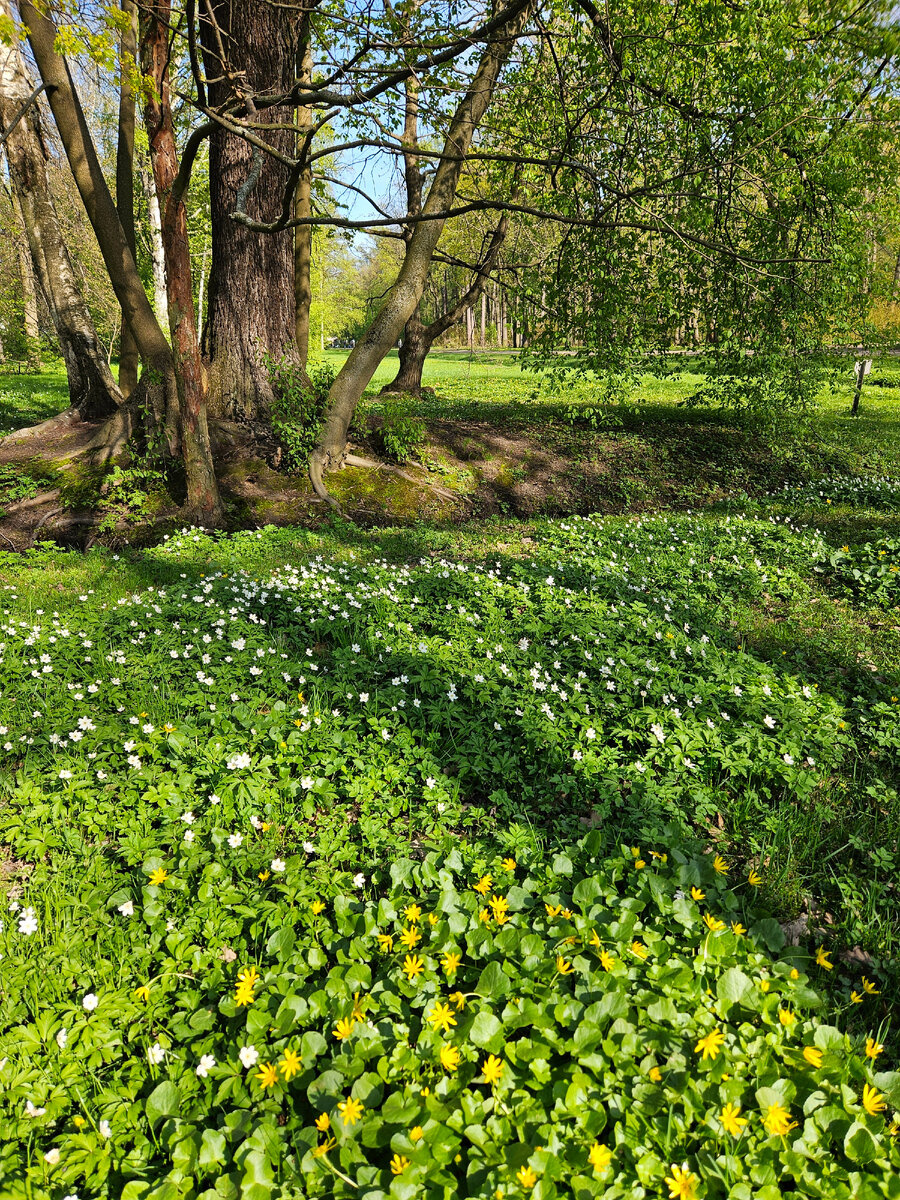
left=0, top=407, right=83, bottom=445
left=343, top=453, right=458, bottom=500
left=308, top=449, right=343, bottom=513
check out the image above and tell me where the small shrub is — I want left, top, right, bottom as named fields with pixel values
left=267, top=357, right=336, bottom=471
left=379, top=393, right=425, bottom=463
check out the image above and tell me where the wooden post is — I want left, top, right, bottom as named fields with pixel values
left=851, top=356, right=872, bottom=417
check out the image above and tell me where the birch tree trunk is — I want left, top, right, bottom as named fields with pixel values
left=294, top=20, right=313, bottom=372
left=141, top=161, right=170, bottom=330
left=0, top=3, right=122, bottom=414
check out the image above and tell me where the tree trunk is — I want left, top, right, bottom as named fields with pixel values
left=294, top=19, right=313, bottom=372
left=309, top=1, right=535, bottom=502
left=20, top=0, right=222, bottom=523
left=141, top=159, right=169, bottom=330
left=17, top=234, right=41, bottom=370
left=200, top=0, right=297, bottom=421
left=0, top=5, right=123, bottom=413
left=141, top=0, right=222, bottom=523
left=383, top=305, right=429, bottom=394
left=116, top=0, right=139, bottom=396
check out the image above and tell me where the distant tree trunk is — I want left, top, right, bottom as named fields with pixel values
left=116, top=0, right=139, bottom=396
left=480, top=290, right=487, bottom=347
left=0, top=5, right=122, bottom=412
left=140, top=159, right=169, bottom=330
left=890, top=246, right=900, bottom=303
left=294, top=19, right=313, bottom=372
left=200, top=0, right=297, bottom=421
left=17, top=234, right=41, bottom=370
left=141, top=0, right=222, bottom=522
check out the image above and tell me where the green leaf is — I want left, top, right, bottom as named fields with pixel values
left=750, top=918, right=785, bottom=953
left=844, top=1121, right=878, bottom=1165
left=145, top=1080, right=180, bottom=1131
left=552, top=853, right=574, bottom=876
left=717, top=967, right=753, bottom=1007
left=474, top=960, right=510, bottom=1000
left=469, top=1010, right=503, bottom=1051
left=199, top=1128, right=228, bottom=1169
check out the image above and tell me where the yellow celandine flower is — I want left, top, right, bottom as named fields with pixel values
left=720, top=1103, right=747, bottom=1137
left=690, top=886, right=705, bottom=901
left=863, top=1084, right=886, bottom=1116
left=315, top=1113, right=330, bottom=1132
left=851, top=990, right=864, bottom=1003
left=649, top=850, right=668, bottom=862
left=481, top=1054, right=504, bottom=1085
left=377, top=934, right=394, bottom=952
left=865, top=1037, right=884, bottom=1060
left=133, top=985, right=150, bottom=1002
left=258, top=870, right=270, bottom=882
left=762, top=1102, right=797, bottom=1136
left=862, top=977, right=880, bottom=995
left=556, top=955, right=574, bottom=975
left=333, top=1017, right=355, bottom=1041
left=490, top=895, right=510, bottom=923
left=758, top=978, right=770, bottom=993
left=889, top=1118, right=900, bottom=1138
left=73, top=1116, right=86, bottom=1129
left=600, top=950, right=615, bottom=972
left=778, top=1008, right=796, bottom=1028
left=312, top=1136, right=336, bottom=1158
left=428, top=913, right=438, bottom=926
left=390, top=1155, right=410, bottom=1175
left=473, top=875, right=492, bottom=896
left=516, top=1166, right=537, bottom=1188
left=403, top=955, right=424, bottom=980
left=260, top=821, right=270, bottom=831
left=440, top=1044, right=461, bottom=1072
left=789, top=968, right=799, bottom=979
left=712, top=855, right=728, bottom=875
left=400, top=927, right=421, bottom=950
left=442, top=951, right=461, bottom=974
left=589, top=929, right=601, bottom=948
left=450, top=991, right=466, bottom=1010
left=502, top=858, right=517, bottom=871
left=747, top=870, right=762, bottom=887
left=404, top=904, right=422, bottom=923
left=803, top=1046, right=823, bottom=1068
left=631, top=941, right=648, bottom=960
left=703, top=913, right=726, bottom=932
left=428, top=1002, right=457, bottom=1033
left=478, top=908, right=492, bottom=924
left=163, top=723, right=175, bottom=733
left=665, top=1163, right=699, bottom=1200
left=310, top=900, right=326, bottom=915
left=588, top=1142, right=619, bottom=1171
left=634, top=859, right=646, bottom=870
left=338, top=1097, right=364, bottom=1125
left=731, top=922, right=747, bottom=936
left=545, top=903, right=563, bottom=918
left=648, top=1066, right=662, bottom=1082
left=815, top=946, right=833, bottom=970
left=148, top=868, right=168, bottom=886
left=561, top=908, right=573, bottom=919
left=631, top=846, right=641, bottom=858
left=279, top=1048, right=302, bottom=1080
left=255, top=1062, right=278, bottom=1089
left=234, top=966, right=260, bottom=1007
left=410, top=1125, right=424, bottom=1142
left=351, top=992, right=366, bottom=1021
left=695, top=1028, right=725, bottom=1061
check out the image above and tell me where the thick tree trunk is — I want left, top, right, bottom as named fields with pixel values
left=383, top=306, right=429, bottom=394
left=200, top=0, right=297, bottom=421
left=0, top=6, right=122, bottom=414
left=294, top=21, right=313, bottom=371
left=141, top=0, right=222, bottom=524
left=20, top=0, right=222, bottom=524
left=116, top=0, right=139, bottom=396
left=310, top=1, right=535, bottom=502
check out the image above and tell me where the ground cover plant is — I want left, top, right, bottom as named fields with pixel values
left=0, top=501, right=899, bottom=1196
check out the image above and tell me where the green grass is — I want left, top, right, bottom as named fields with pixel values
left=0, top=361, right=69, bottom=433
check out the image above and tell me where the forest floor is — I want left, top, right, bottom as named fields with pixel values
left=2, top=350, right=900, bottom=541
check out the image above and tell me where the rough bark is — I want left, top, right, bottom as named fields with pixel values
left=0, top=6, right=122, bottom=414
left=200, top=0, right=298, bottom=421
left=116, top=0, right=139, bottom=396
left=294, top=20, right=313, bottom=371
left=16, top=232, right=40, bottom=369
left=19, top=0, right=222, bottom=524
left=141, top=0, right=222, bottom=523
